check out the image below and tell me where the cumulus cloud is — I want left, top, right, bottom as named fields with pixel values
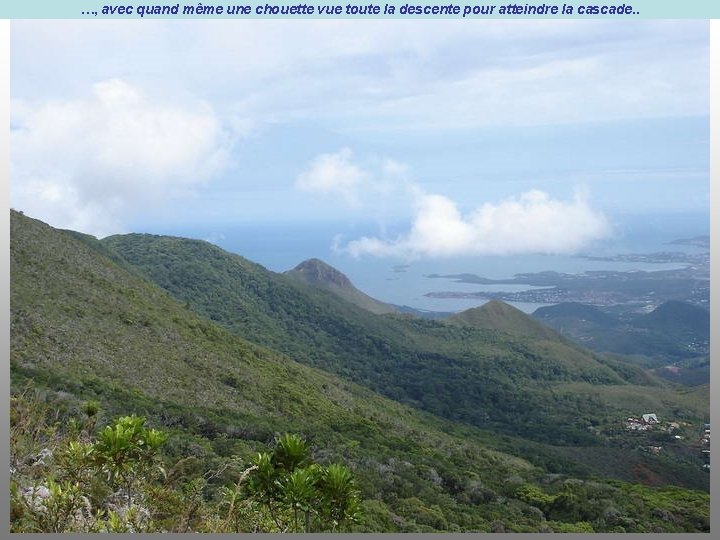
left=11, top=79, right=232, bottom=236
left=295, top=148, right=370, bottom=206
left=296, top=148, right=611, bottom=258
left=295, top=148, right=408, bottom=207
left=343, top=189, right=611, bottom=258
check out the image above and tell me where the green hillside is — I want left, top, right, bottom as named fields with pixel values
left=533, top=302, right=619, bottom=330
left=285, top=258, right=397, bottom=315
left=10, top=210, right=552, bottom=531
left=101, top=233, right=648, bottom=445
left=10, top=213, right=707, bottom=531
left=449, top=300, right=566, bottom=341
left=635, top=301, right=710, bottom=341
left=533, top=301, right=710, bottom=365
left=101, top=232, right=708, bottom=450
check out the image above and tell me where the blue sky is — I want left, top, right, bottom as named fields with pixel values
left=10, top=20, right=709, bottom=260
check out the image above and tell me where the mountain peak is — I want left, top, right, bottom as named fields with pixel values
left=478, top=299, right=521, bottom=315
left=290, top=258, right=353, bottom=289
left=286, top=259, right=397, bottom=315
left=458, top=299, right=526, bottom=319
left=449, top=300, right=560, bottom=340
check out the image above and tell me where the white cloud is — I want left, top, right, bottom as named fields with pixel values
left=297, top=148, right=611, bottom=258
left=12, top=21, right=708, bottom=133
left=11, top=79, right=232, bottom=236
left=10, top=21, right=707, bottom=228
left=344, top=188, right=611, bottom=258
left=295, top=149, right=408, bottom=207
left=295, top=148, right=370, bottom=206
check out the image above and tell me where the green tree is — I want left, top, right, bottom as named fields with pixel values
left=245, top=433, right=361, bottom=532
left=318, top=463, right=361, bottom=530
left=91, top=415, right=168, bottom=509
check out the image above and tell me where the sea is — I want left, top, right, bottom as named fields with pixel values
left=151, top=211, right=709, bottom=315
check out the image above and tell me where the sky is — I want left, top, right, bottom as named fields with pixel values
left=10, top=20, right=709, bottom=261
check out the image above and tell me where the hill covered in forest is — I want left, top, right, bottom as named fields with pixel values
left=533, top=301, right=710, bottom=377
left=101, top=232, right=681, bottom=447
left=449, top=300, right=565, bottom=341
left=285, top=258, right=397, bottom=315
left=10, top=210, right=710, bottom=532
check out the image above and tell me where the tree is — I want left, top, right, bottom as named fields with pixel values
left=91, top=415, right=168, bottom=510
left=245, top=433, right=361, bottom=532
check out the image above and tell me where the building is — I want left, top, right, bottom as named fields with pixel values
left=642, top=413, right=659, bottom=424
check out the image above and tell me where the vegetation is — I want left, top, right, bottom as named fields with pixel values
left=285, top=258, right=397, bottom=315
left=533, top=301, right=710, bottom=367
left=100, top=230, right=708, bottom=453
left=245, top=433, right=361, bottom=532
left=10, top=210, right=711, bottom=532
left=10, top=388, right=710, bottom=533
left=10, top=391, right=360, bottom=533
left=448, top=299, right=563, bottom=341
